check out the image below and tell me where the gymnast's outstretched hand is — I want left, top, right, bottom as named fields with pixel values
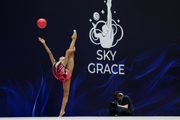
left=38, top=37, right=45, bottom=44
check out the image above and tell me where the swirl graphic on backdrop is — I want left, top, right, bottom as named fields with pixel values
left=93, top=12, right=100, bottom=21
left=89, top=0, right=124, bottom=48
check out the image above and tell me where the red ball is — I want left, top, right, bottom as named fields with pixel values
left=37, top=18, right=47, bottom=29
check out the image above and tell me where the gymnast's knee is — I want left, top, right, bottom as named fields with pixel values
left=63, top=90, right=69, bottom=97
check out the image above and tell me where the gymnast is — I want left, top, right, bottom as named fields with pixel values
left=38, top=30, right=77, bottom=117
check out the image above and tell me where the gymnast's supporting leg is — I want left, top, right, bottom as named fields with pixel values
left=59, top=78, right=71, bottom=117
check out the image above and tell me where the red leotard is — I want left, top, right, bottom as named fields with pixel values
left=52, top=62, right=71, bottom=82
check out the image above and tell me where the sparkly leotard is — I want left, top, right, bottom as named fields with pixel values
left=52, top=61, right=71, bottom=82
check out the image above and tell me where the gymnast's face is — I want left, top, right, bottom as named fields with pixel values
left=59, top=56, right=65, bottom=62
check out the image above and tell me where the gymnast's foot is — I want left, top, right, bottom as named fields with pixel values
left=71, top=29, right=77, bottom=40
left=59, top=110, right=65, bottom=117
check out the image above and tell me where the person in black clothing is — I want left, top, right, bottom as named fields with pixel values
left=112, top=91, right=134, bottom=116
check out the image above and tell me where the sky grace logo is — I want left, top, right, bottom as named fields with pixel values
left=89, top=0, right=123, bottom=49
left=88, top=0, right=125, bottom=75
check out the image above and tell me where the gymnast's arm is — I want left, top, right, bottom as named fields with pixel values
left=38, top=37, right=55, bottom=65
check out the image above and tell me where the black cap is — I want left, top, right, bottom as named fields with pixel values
left=113, top=91, right=123, bottom=98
